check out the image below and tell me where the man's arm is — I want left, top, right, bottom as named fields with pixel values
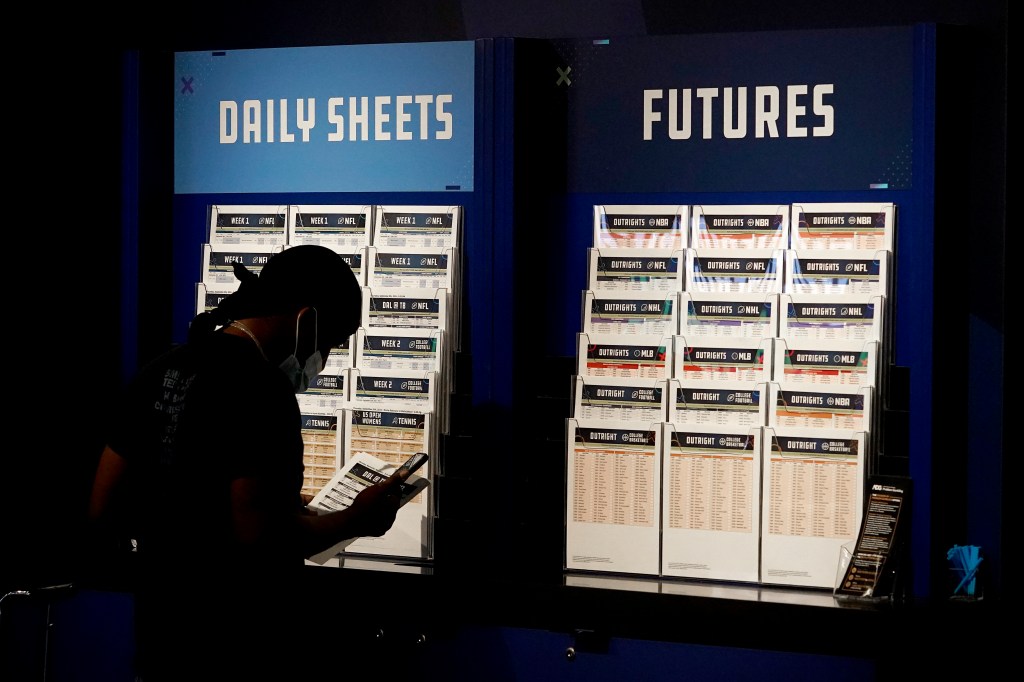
left=230, top=470, right=405, bottom=560
left=88, top=445, right=128, bottom=525
left=83, top=445, right=139, bottom=569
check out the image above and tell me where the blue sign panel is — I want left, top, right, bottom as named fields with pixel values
left=559, top=27, right=914, bottom=192
left=174, top=41, right=475, bottom=193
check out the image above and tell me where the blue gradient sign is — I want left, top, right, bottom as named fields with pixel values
left=174, top=41, right=475, bottom=193
left=559, top=27, right=914, bottom=192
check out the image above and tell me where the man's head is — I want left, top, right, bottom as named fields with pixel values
left=196, top=245, right=362, bottom=380
left=246, top=244, right=362, bottom=348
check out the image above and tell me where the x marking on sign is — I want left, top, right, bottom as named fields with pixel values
left=556, top=66, right=572, bottom=86
left=181, top=77, right=194, bottom=94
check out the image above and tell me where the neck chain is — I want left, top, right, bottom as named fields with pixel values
left=229, top=321, right=268, bottom=361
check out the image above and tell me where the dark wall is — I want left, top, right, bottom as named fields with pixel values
left=10, top=1, right=1006, bottom=603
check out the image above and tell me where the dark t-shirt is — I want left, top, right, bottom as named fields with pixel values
left=109, top=331, right=305, bottom=569
left=106, top=331, right=308, bottom=679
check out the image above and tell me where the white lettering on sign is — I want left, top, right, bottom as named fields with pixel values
left=219, top=94, right=455, bottom=144
left=643, top=84, right=834, bottom=141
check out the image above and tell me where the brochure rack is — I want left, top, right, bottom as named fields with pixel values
left=193, top=204, right=464, bottom=562
left=565, top=202, right=895, bottom=589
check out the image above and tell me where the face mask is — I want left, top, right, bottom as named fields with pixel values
left=279, top=309, right=323, bottom=394
left=279, top=350, right=323, bottom=394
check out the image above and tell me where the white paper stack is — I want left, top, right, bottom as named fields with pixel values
left=298, top=411, right=343, bottom=500
left=209, top=204, right=289, bottom=250
left=565, top=418, right=662, bottom=576
left=576, top=333, right=674, bottom=380
left=779, top=293, right=884, bottom=342
left=673, top=336, right=774, bottom=384
left=587, top=247, right=684, bottom=293
left=593, top=204, right=688, bottom=250
left=661, top=424, right=762, bottom=582
left=760, top=427, right=866, bottom=588
left=785, top=249, right=890, bottom=297
left=297, top=367, right=349, bottom=419
left=768, top=383, right=873, bottom=432
left=361, top=287, right=450, bottom=334
left=288, top=204, right=373, bottom=251
left=573, top=375, right=669, bottom=422
left=790, top=202, right=894, bottom=252
left=582, top=291, right=679, bottom=337
left=680, top=292, right=779, bottom=339
left=772, top=338, right=879, bottom=388
left=373, top=204, right=462, bottom=250
left=669, top=381, right=768, bottom=429
left=690, top=204, right=789, bottom=251
left=686, top=249, right=784, bottom=294
left=341, top=407, right=435, bottom=560
left=200, top=244, right=281, bottom=291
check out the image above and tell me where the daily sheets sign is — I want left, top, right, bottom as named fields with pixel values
left=175, top=42, right=475, bottom=193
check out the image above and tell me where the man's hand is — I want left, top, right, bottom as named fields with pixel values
left=345, top=471, right=406, bottom=537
